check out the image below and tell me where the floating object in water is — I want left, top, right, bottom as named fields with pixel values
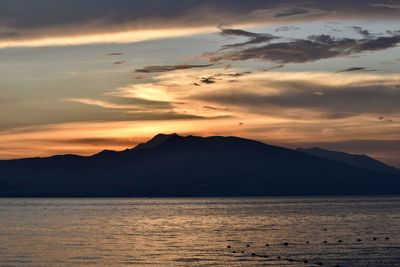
left=385, top=237, right=390, bottom=240
left=338, top=240, right=343, bottom=243
left=232, top=251, right=236, bottom=253
left=246, top=244, right=250, bottom=247
left=318, top=262, right=324, bottom=266
left=277, top=256, right=281, bottom=259
left=241, top=251, right=244, bottom=253
left=357, top=238, right=362, bottom=242
left=251, top=253, right=256, bottom=257
left=263, top=255, right=269, bottom=258
left=304, top=259, right=308, bottom=263
left=305, top=241, right=310, bottom=244
left=288, top=258, right=294, bottom=262
left=283, top=242, right=289, bottom=246
left=324, top=228, right=327, bottom=231
left=373, top=237, right=377, bottom=241
left=323, top=240, right=327, bottom=243
left=265, top=243, right=269, bottom=247
left=227, top=245, right=231, bottom=249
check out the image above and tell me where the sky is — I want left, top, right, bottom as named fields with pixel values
left=0, top=0, right=399, bottom=167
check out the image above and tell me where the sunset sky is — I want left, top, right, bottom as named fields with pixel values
left=0, top=0, right=399, bottom=167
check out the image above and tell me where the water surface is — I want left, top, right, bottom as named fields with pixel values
left=0, top=197, right=399, bottom=266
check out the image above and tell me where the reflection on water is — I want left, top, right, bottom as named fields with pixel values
left=0, top=197, right=399, bottom=266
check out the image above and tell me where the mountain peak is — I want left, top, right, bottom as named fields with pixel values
left=134, top=133, right=181, bottom=150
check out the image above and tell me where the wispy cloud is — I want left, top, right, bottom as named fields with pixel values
left=1, top=1, right=400, bottom=48
left=135, top=64, right=213, bottom=73
left=336, top=67, right=378, bottom=73
left=369, top=3, right=400, bottom=10
left=208, top=30, right=400, bottom=63
left=219, top=28, right=277, bottom=48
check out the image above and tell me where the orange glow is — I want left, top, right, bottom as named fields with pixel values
left=0, top=27, right=216, bottom=48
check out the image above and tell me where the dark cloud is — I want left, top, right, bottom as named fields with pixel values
left=57, top=137, right=141, bottom=147
left=358, top=35, right=400, bottom=51
left=227, top=71, right=251, bottom=77
left=113, top=61, right=126, bottom=65
left=336, top=67, right=377, bottom=73
left=351, top=26, right=371, bottom=37
left=135, top=64, right=213, bottom=73
left=261, top=64, right=285, bottom=71
left=192, top=71, right=251, bottom=86
left=202, top=105, right=229, bottom=111
left=337, top=67, right=366, bottom=72
left=194, top=81, right=400, bottom=118
left=200, top=76, right=216, bottom=84
left=219, top=28, right=277, bottom=48
left=378, top=116, right=394, bottom=123
left=214, top=71, right=252, bottom=78
left=210, top=32, right=400, bottom=63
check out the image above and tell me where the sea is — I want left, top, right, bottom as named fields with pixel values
left=0, top=197, right=399, bottom=266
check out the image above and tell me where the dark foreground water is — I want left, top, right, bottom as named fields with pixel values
left=0, top=197, right=399, bottom=266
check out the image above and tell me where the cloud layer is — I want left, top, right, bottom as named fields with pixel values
left=209, top=30, right=400, bottom=63
left=1, top=0, right=400, bottom=47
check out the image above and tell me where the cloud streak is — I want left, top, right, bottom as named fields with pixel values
left=219, top=28, right=277, bottom=48
left=209, top=32, right=400, bottom=63
left=135, top=64, right=214, bottom=73
left=1, top=1, right=400, bottom=47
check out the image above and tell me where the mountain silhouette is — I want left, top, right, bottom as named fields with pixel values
left=0, top=134, right=399, bottom=197
left=297, top=147, right=400, bottom=174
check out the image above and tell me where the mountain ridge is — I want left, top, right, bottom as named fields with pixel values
left=0, top=133, right=399, bottom=197
left=297, top=147, right=400, bottom=174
